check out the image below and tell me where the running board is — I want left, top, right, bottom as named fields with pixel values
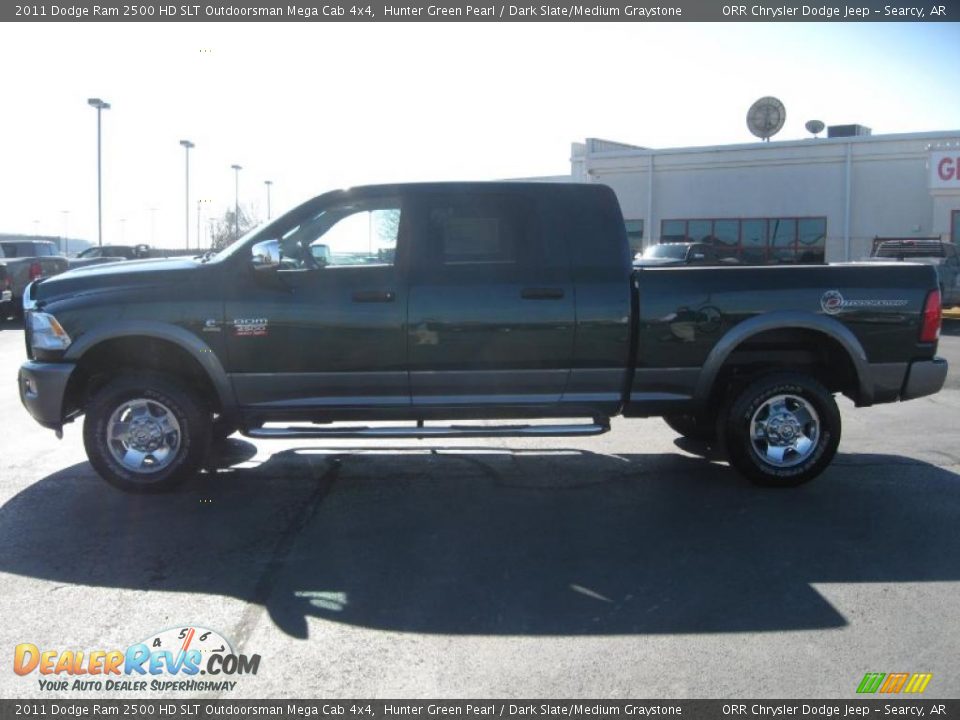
left=244, top=419, right=610, bottom=440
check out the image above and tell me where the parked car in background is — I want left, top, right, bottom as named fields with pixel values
left=866, top=239, right=960, bottom=307
left=634, top=242, right=724, bottom=267
left=68, top=244, right=150, bottom=269
left=0, top=240, right=69, bottom=318
left=0, top=265, right=10, bottom=311
left=70, top=244, right=202, bottom=269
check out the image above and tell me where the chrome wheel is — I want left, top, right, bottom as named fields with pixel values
left=106, top=398, right=182, bottom=475
left=749, top=393, right=819, bottom=468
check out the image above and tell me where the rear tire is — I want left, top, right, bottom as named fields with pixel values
left=721, top=372, right=840, bottom=487
left=83, top=373, right=210, bottom=493
left=663, top=412, right=717, bottom=442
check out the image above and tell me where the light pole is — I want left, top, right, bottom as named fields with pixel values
left=87, top=98, right=110, bottom=247
left=231, top=164, right=242, bottom=241
left=196, top=199, right=210, bottom=250
left=179, top=140, right=194, bottom=249
left=61, top=210, right=70, bottom=256
left=264, top=180, right=273, bottom=220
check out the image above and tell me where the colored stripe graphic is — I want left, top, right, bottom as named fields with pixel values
left=857, top=672, right=931, bottom=694
left=857, top=673, right=886, bottom=694
left=904, top=674, right=933, bottom=694
left=880, top=673, right=910, bottom=693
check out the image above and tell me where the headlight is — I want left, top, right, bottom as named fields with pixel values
left=29, top=312, right=72, bottom=352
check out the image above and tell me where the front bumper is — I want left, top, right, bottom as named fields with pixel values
left=901, top=357, right=948, bottom=401
left=18, top=361, right=76, bottom=431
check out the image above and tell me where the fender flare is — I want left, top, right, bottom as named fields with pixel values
left=693, top=310, right=872, bottom=407
left=64, top=321, right=238, bottom=423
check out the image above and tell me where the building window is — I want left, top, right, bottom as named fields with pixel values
left=624, top=220, right=644, bottom=255
left=661, top=220, right=686, bottom=242
left=659, top=217, right=827, bottom=264
left=798, top=218, right=827, bottom=263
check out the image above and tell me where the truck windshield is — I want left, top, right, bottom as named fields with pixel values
left=202, top=223, right=266, bottom=262
left=643, top=244, right=688, bottom=259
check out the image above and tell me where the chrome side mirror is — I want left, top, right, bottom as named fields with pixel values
left=251, top=239, right=281, bottom=270
left=310, top=243, right=331, bottom=268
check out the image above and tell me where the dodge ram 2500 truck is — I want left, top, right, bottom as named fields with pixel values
left=18, top=182, right=948, bottom=492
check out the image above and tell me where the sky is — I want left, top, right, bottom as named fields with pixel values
left=1, top=22, right=959, bottom=249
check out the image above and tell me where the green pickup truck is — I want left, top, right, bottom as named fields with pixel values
left=17, top=182, right=947, bottom=492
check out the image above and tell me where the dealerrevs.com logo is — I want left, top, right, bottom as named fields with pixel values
left=13, top=626, right=260, bottom=693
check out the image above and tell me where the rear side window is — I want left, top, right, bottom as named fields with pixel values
left=423, top=195, right=533, bottom=267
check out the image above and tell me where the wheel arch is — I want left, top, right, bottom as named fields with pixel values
left=63, top=322, right=236, bottom=424
left=694, top=311, right=872, bottom=408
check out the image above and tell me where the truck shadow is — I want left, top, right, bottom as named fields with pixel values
left=1, top=444, right=958, bottom=639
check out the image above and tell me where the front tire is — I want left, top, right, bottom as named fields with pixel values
left=83, top=373, right=211, bottom=493
left=721, top=372, right=840, bottom=487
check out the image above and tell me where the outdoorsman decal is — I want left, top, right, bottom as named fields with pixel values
left=820, top=290, right=908, bottom=315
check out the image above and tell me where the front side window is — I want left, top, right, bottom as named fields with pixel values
left=310, top=207, right=400, bottom=267
left=277, top=200, right=401, bottom=268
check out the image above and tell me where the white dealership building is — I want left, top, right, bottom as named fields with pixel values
left=559, top=128, right=960, bottom=263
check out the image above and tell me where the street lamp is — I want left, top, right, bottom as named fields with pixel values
left=197, top=198, right=210, bottom=250
left=61, top=210, right=70, bottom=256
left=231, top=164, right=242, bottom=241
left=179, top=140, right=194, bottom=249
left=264, top=180, right=273, bottom=220
left=87, top=97, right=111, bottom=247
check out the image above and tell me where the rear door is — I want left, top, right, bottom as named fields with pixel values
left=406, top=191, right=575, bottom=410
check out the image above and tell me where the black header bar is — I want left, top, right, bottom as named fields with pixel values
left=0, top=700, right=958, bottom=720
left=4, top=0, right=958, bottom=21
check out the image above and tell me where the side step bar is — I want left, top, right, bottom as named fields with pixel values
left=244, top=419, right=610, bottom=440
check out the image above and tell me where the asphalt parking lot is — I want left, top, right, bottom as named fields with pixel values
left=1, top=319, right=959, bottom=699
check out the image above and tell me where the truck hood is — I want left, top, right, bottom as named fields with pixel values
left=33, top=257, right=200, bottom=305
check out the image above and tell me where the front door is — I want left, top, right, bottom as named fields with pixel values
left=224, top=195, right=409, bottom=416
